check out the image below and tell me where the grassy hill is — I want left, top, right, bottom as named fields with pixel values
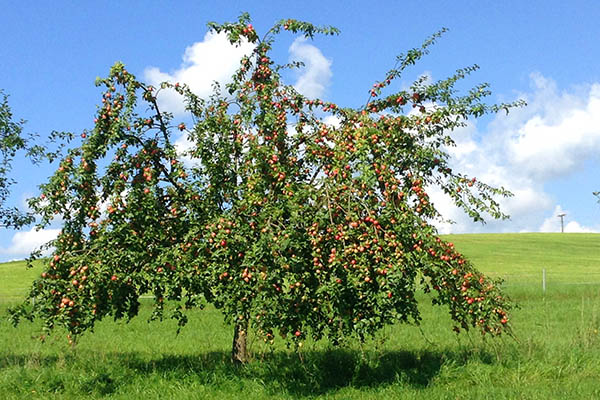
left=444, top=233, right=600, bottom=284
left=0, top=260, right=42, bottom=304
left=0, top=233, right=599, bottom=399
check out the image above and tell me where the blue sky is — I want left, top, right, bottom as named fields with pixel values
left=1, top=1, right=599, bottom=261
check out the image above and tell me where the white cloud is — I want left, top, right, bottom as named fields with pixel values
left=505, top=75, right=600, bottom=180
left=539, top=205, right=598, bottom=233
left=445, top=121, right=479, bottom=160
left=539, top=205, right=566, bottom=232
left=289, top=37, right=332, bottom=99
left=430, top=74, right=600, bottom=233
left=144, top=31, right=255, bottom=115
left=322, top=115, right=341, bottom=128
left=143, top=32, right=333, bottom=165
left=0, top=228, right=60, bottom=258
left=144, top=32, right=334, bottom=113
left=564, top=221, right=598, bottom=233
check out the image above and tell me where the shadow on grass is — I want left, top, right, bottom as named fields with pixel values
left=0, top=353, right=118, bottom=396
left=0, top=347, right=497, bottom=397
left=119, top=347, right=487, bottom=396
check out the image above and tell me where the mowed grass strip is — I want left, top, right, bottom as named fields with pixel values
left=0, top=233, right=599, bottom=399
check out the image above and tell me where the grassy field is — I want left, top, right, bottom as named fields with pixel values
left=1, top=233, right=599, bottom=399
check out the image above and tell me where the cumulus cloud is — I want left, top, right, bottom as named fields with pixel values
left=289, top=37, right=332, bottom=98
left=144, top=32, right=334, bottom=114
left=504, top=74, right=600, bottom=180
left=430, top=73, right=600, bottom=233
left=539, top=205, right=598, bottom=233
left=0, top=228, right=60, bottom=259
left=564, top=221, right=598, bottom=233
left=144, top=31, right=255, bottom=115
left=322, top=115, right=341, bottom=128
left=144, top=32, right=334, bottom=163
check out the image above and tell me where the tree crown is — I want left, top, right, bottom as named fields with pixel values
left=11, top=15, right=519, bottom=348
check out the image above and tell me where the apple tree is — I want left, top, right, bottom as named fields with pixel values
left=11, top=15, right=519, bottom=363
left=0, top=90, right=43, bottom=228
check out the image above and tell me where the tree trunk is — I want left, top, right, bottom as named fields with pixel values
left=231, top=320, right=248, bottom=364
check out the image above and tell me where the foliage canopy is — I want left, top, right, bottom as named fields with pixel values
left=0, top=90, right=42, bottom=228
left=11, top=14, right=520, bottom=358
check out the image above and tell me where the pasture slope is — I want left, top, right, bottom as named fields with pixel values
left=1, top=233, right=599, bottom=399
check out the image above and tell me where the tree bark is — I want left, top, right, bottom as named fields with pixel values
left=231, top=320, right=249, bottom=364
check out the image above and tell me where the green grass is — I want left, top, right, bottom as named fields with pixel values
left=0, top=260, right=43, bottom=302
left=444, top=233, right=600, bottom=284
left=1, top=233, right=600, bottom=399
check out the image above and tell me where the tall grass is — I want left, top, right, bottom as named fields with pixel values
left=1, top=233, right=599, bottom=399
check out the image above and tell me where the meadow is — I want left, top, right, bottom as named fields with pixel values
left=1, top=233, right=599, bottom=399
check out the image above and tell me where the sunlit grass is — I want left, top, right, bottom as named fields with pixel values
left=0, top=260, right=42, bottom=302
left=444, top=232, right=600, bottom=284
left=1, top=233, right=599, bottom=399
